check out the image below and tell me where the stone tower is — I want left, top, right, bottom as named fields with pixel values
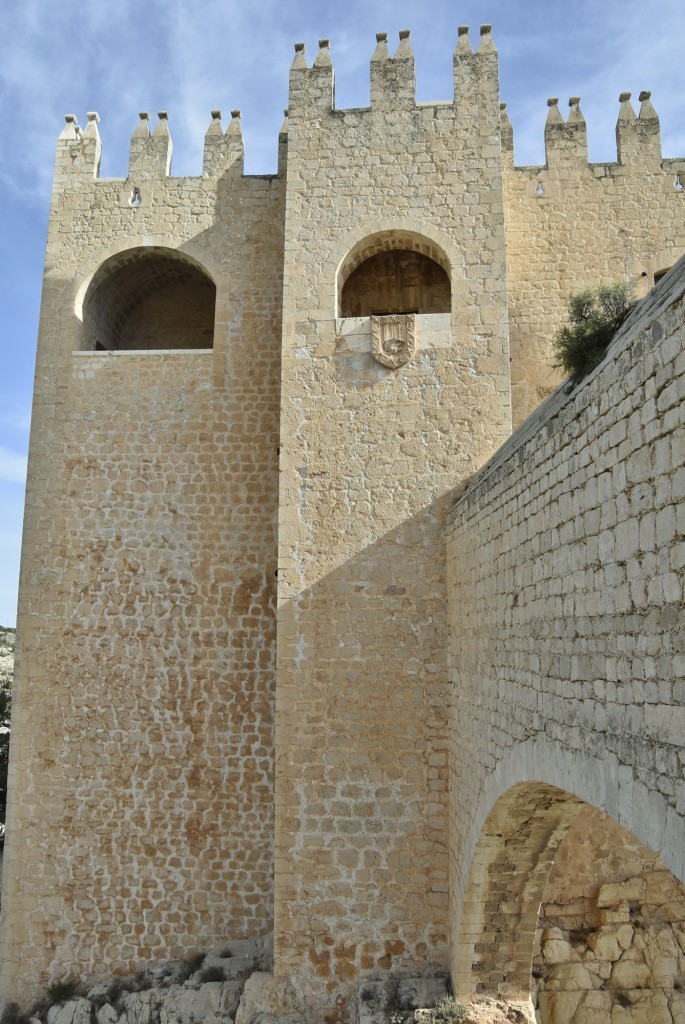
left=2, top=24, right=685, bottom=1023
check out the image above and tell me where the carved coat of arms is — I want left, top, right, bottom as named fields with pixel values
left=371, top=314, right=417, bottom=369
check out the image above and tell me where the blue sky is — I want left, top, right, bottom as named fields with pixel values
left=1, top=0, right=684, bottom=626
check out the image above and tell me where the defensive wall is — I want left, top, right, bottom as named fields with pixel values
left=1, top=24, right=684, bottom=1023
left=1, top=110, right=285, bottom=989
left=447, top=254, right=685, bottom=1006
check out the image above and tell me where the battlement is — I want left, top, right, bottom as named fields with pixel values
left=52, top=28, right=685, bottom=189
left=6, top=21, right=685, bottom=1016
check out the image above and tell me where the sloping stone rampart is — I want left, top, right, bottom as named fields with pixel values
left=447, top=255, right=685, bottom=1000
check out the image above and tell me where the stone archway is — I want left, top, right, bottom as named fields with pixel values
left=455, top=783, right=587, bottom=1004
left=336, top=229, right=452, bottom=317
left=80, top=246, right=216, bottom=351
left=454, top=782, right=685, bottom=1023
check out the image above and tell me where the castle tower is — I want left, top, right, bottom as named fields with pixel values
left=0, top=108, right=285, bottom=998
left=272, top=27, right=512, bottom=1015
left=2, top=24, right=685, bottom=1023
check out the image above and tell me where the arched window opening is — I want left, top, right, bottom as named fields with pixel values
left=338, top=232, right=451, bottom=318
left=81, top=247, right=216, bottom=351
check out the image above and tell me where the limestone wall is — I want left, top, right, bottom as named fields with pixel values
left=0, top=120, right=285, bottom=1001
left=502, top=97, right=685, bottom=428
left=273, top=31, right=512, bottom=1019
left=447, top=255, right=685, bottom=1000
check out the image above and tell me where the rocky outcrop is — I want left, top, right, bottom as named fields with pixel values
left=16, top=961, right=536, bottom=1024
left=533, top=872, right=685, bottom=1023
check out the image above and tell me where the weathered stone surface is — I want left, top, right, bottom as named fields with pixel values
left=611, top=989, right=672, bottom=1024
left=96, top=1005, right=119, bottom=1024
left=2, top=26, right=685, bottom=1024
left=47, top=1000, right=92, bottom=1024
left=122, top=989, right=166, bottom=1024
left=610, top=960, right=653, bottom=989
left=396, top=977, right=450, bottom=1009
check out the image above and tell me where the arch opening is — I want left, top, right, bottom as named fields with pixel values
left=81, top=247, right=216, bottom=351
left=337, top=232, right=451, bottom=318
left=456, top=783, right=685, bottom=1024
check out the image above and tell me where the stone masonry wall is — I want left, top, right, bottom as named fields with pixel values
left=502, top=98, right=685, bottom=428
left=0, top=120, right=285, bottom=1002
left=447, top=255, right=685, bottom=1000
left=273, top=31, right=512, bottom=1021
left=5, top=27, right=685, bottom=1020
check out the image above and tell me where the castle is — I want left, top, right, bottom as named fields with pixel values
left=2, top=26, right=685, bottom=1024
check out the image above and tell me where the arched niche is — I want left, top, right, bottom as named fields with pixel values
left=337, top=231, right=451, bottom=318
left=80, top=246, right=216, bottom=351
left=455, top=782, right=685, bottom=1023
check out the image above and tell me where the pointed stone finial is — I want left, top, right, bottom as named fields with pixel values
left=638, top=90, right=658, bottom=120
left=372, top=32, right=390, bottom=61
left=133, top=112, right=151, bottom=138
left=152, top=112, right=170, bottom=137
left=455, top=26, right=473, bottom=55
left=478, top=24, right=496, bottom=52
left=568, top=97, right=585, bottom=123
left=292, top=41, right=307, bottom=69
left=227, top=110, right=242, bottom=136
left=58, top=114, right=79, bottom=141
left=205, top=110, right=223, bottom=138
left=82, top=112, right=102, bottom=175
left=396, top=29, right=413, bottom=59
left=83, top=114, right=99, bottom=140
left=314, top=39, right=332, bottom=67
left=499, top=101, right=514, bottom=157
left=635, top=90, right=661, bottom=163
left=618, top=92, right=636, bottom=121
left=546, top=97, right=564, bottom=123
left=280, top=108, right=289, bottom=133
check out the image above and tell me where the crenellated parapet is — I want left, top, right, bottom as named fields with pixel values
left=453, top=25, right=500, bottom=129
left=54, top=112, right=101, bottom=183
left=202, top=108, right=244, bottom=177
left=288, top=40, right=335, bottom=117
left=286, top=26, right=500, bottom=126
left=370, top=30, right=415, bottom=111
left=506, top=89, right=669, bottom=171
left=544, top=97, right=587, bottom=165
left=49, top=33, right=683, bottom=191
left=616, top=91, right=661, bottom=168
left=129, top=111, right=172, bottom=178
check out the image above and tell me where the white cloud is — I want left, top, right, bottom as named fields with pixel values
left=0, top=448, right=28, bottom=485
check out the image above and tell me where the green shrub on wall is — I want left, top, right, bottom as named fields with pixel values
left=552, top=283, right=636, bottom=383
